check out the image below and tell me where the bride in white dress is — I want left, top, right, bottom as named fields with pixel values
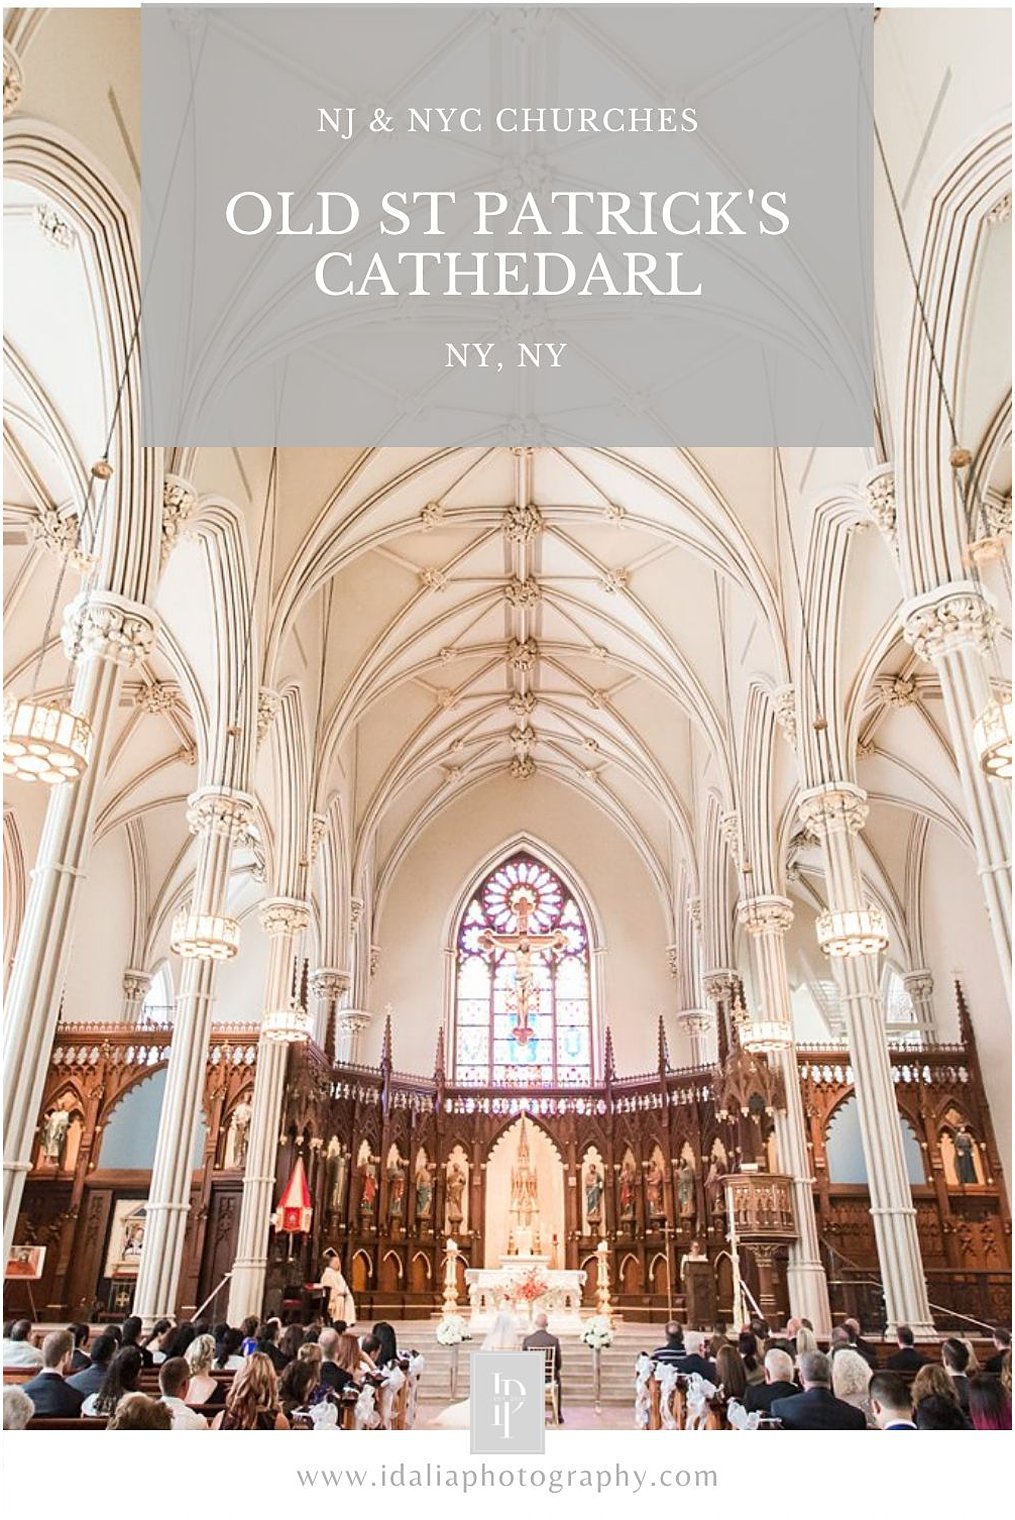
left=431, top=1308, right=521, bottom=1428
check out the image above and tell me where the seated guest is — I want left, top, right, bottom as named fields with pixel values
left=743, top=1349, right=798, bottom=1415
left=843, top=1316, right=878, bottom=1369
left=968, top=1373, right=1012, bottom=1431
left=715, top=1343, right=747, bottom=1400
left=984, top=1327, right=1011, bottom=1375
left=215, top=1327, right=245, bottom=1371
left=829, top=1325, right=851, bottom=1357
left=831, top=1348, right=874, bottom=1426
left=679, top=1331, right=718, bottom=1381
left=331, top=1332, right=366, bottom=1393
left=21, top=1330, right=84, bottom=1417
left=106, top=1392, right=173, bottom=1431
left=67, top=1331, right=118, bottom=1400
left=212, top=1351, right=289, bottom=1430
left=83, top=1345, right=143, bottom=1418
left=795, top=1326, right=819, bottom=1357
left=297, top=1341, right=329, bottom=1401
left=2, top=1319, right=43, bottom=1368
left=914, top=1393, right=971, bottom=1430
left=147, top=1318, right=174, bottom=1365
left=158, top=1357, right=209, bottom=1429
left=737, top=1331, right=765, bottom=1386
left=911, top=1362, right=961, bottom=1412
left=3, top=1385, right=35, bottom=1429
left=67, top=1323, right=91, bottom=1372
left=184, top=1334, right=226, bottom=1407
left=239, top=1316, right=259, bottom=1356
left=279, top=1358, right=321, bottom=1424
left=372, top=1321, right=398, bottom=1369
left=120, top=1315, right=153, bottom=1368
left=771, top=1350, right=866, bottom=1430
left=941, top=1337, right=972, bottom=1411
left=360, top=1334, right=382, bottom=1370
left=886, top=1324, right=928, bottom=1372
left=279, top=1322, right=305, bottom=1365
left=164, top=1321, right=197, bottom=1361
left=869, top=1371, right=916, bottom=1430
left=256, top=1319, right=287, bottom=1372
left=650, top=1322, right=686, bottom=1367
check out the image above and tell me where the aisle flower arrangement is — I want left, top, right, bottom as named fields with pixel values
left=436, top=1314, right=471, bottom=1346
left=579, top=1315, right=614, bottom=1350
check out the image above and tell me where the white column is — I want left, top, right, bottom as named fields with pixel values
left=738, top=895, right=832, bottom=1335
left=122, top=969, right=152, bottom=1024
left=133, top=786, right=253, bottom=1326
left=3, top=592, right=158, bottom=1258
left=902, top=970, right=936, bottom=1043
left=902, top=582, right=1011, bottom=1000
left=798, top=783, right=934, bottom=1336
left=228, top=897, right=310, bottom=1324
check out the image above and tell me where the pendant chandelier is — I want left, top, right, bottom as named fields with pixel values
left=3, top=695, right=92, bottom=785
left=170, top=906, right=241, bottom=960
left=262, top=998, right=311, bottom=1044
left=973, top=688, right=1012, bottom=779
left=816, top=905, right=889, bottom=958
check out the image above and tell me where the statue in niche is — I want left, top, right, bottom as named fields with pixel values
left=325, top=1137, right=348, bottom=1215
left=445, top=1158, right=467, bottom=1229
left=414, top=1154, right=434, bottom=1220
left=387, top=1149, right=406, bottom=1221
left=953, top=1126, right=979, bottom=1185
left=228, top=1101, right=252, bottom=1169
left=359, top=1156, right=379, bottom=1219
left=584, top=1160, right=604, bottom=1226
left=40, top=1107, right=70, bottom=1166
left=676, top=1159, right=696, bottom=1220
left=645, top=1152, right=666, bottom=1219
left=618, top=1155, right=637, bottom=1221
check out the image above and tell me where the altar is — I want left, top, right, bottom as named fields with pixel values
left=464, top=1254, right=587, bottom=1333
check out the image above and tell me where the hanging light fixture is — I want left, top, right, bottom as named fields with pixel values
left=816, top=905, right=889, bottom=958
left=170, top=906, right=240, bottom=960
left=973, top=685, right=1012, bottom=780
left=3, top=695, right=92, bottom=784
left=262, top=997, right=311, bottom=1044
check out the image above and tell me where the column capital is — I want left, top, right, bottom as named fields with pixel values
left=676, top=1007, right=715, bottom=1036
left=902, top=969, right=934, bottom=999
left=901, top=580, right=1000, bottom=662
left=258, top=896, right=310, bottom=936
left=308, top=812, right=328, bottom=864
left=256, top=688, right=280, bottom=748
left=665, top=944, right=679, bottom=978
left=349, top=897, right=365, bottom=931
left=122, top=968, right=152, bottom=1001
left=61, top=591, right=159, bottom=668
left=703, top=968, right=738, bottom=1003
left=862, top=463, right=897, bottom=541
left=687, top=896, right=702, bottom=933
left=338, top=1009, right=371, bottom=1035
left=310, top=967, right=350, bottom=1001
left=161, top=474, right=199, bottom=561
left=185, top=785, right=255, bottom=839
left=737, top=895, right=794, bottom=935
left=3, top=40, right=24, bottom=118
left=771, top=684, right=798, bottom=748
left=797, top=782, right=868, bottom=837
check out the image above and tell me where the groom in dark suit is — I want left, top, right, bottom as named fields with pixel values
left=771, top=1350, right=866, bottom=1430
left=523, top=1312, right=564, bottom=1420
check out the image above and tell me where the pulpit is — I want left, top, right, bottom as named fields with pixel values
left=683, top=1259, right=716, bottom=1330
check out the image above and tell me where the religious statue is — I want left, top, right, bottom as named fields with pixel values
left=39, top=1107, right=70, bottom=1165
left=584, top=1161, right=604, bottom=1225
left=325, top=1136, right=348, bottom=1215
left=319, top=1247, right=356, bottom=1325
left=705, top=1157, right=726, bottom=1219
left=677, top=1160, right=696, bottom=1219
left=229, top=1100, right=252, bottom=1169
left=387, top=1151, right=406, bottom=1220
left=414, top=1156, right=434, bottom=1219
left=360, top=1156, right=378, bottom=1218
left=619, top=1156, right=637, bottom=1221
left=645, top=1153, right=666, bottom=1219
left=445, top=1159, right=467, bottom=1228
left=954, top=1126, right=979, bottom=1185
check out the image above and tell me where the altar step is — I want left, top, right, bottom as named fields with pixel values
left=391, top=1321, right=652, bottom=1406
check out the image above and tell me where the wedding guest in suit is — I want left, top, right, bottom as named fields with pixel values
left=67, top=1323, right=91, bottom=1372
left=650, top=1322, right=686, bottom=1367
left=968, top=1374, right=1012, bottom=1431
left=67, top=1331, right=118, bottom=1400
left=318, top=1329, right=363, bottom=1393
left=743, top=1348, right=798, bottom=1414
left=869, top=1371, right=916, bottom=1429
left=941, top=1337, right=972, bottom=1411
left=984, top=1328, right=1011, bottom=1375
left=843, top=1317, right=878, bottom=1369
left=678, top=1331, right=718, bottom=1382
left=21, top=1329, right=84, bottom=1417
left=886, top=1324, right=928, bottom=1372
left=523, top=1312, right=564, bottom=1419
left=771, top=1350, right=866, bottom=1430
left=2, top=1319, right=43, bottom=1368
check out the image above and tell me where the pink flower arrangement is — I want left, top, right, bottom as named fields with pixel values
left=508, top=1265, right=550, bottom=1304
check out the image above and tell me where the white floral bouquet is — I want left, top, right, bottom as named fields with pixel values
left=436, top=1314, right=471, bottom=1346
left=580, top=1315, right=614, bottom=1350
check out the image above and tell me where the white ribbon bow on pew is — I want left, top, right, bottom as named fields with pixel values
left=684, top=1372, right=718, bottom=1430
left=376, top=1364, right=407, bottom=1429
left=654, top=1363, right=682, bottom=1430
left=633, top=1353, right=655, bottom=1429
left=726, top=1399, right=761, bottom=1431
left=310, top=1399, right=340, bottom=1430
left=406, top=1352, right=426, bottom=1428
left=354, top=1383, right=380, bottom=1430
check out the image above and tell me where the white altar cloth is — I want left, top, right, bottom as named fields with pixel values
left=464, top=1254, right=586, bottom=1333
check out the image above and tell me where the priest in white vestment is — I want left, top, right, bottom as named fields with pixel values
left=319, top=1248, right=356, bottom=1325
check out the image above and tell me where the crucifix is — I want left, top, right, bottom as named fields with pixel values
left=480, top=883, right=565, bottom=1046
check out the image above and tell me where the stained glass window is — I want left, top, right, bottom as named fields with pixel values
left=453, top=852, right=593, bottom=1087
